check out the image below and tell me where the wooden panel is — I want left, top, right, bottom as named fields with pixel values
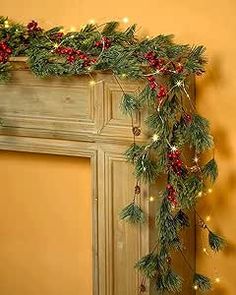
left=101, top=147, right=146, bottom=295
left=101, top=80, right=142, bottom=139
left=0, top=70, right=97, bottom=133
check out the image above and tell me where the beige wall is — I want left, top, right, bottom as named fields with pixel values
left=0, top=151, right=92, bottom=295
left=1, top=0, right=236, bottom=294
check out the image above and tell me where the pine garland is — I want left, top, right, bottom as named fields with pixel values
left=0, top=17, right=225, bottom=293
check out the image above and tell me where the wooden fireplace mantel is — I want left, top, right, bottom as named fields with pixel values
left=0, top=61, right=195, bottom=295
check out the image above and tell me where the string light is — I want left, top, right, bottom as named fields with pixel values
left=208, top=188, right=213, bottom=193
left=206, top=215, right=211, bottom=222
left=122, top=17, right=129, bottom=24
left=149, top=196, right=155, bottom=202
left=69, top=26, right=76, bottom=32
left=215, top=277, right=220, bottom=283
left=89, top=19, right=96, bottom=25
left=193, top=156, right=199, bottom=163
left=89, top=80, right=96, bottom=86
left=197, top=191, right=203, bottom=197
left=121, top=73, right=127, bottom=78
left=146, top=35, right=150, bottom=40
left=203, top=247, right=209, bottom=255
left=176, top=80, right=183, bottom=87
left=193, top=285, right=198, bottom=290
left=152, top=134, right=159, bottom=142
left=171, top=146, right=178, bottom=152
left=4, top=20, right=9, bottom=28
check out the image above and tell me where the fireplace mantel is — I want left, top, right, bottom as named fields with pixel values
left=0, top=61, right=195, bottom=295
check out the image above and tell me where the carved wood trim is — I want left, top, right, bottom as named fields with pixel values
left=0, top=65, right=195, bottom=294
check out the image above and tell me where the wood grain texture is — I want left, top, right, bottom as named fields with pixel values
left=0, top=63, right=195, bottom=295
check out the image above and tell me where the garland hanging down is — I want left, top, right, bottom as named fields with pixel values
left=0, top=17, right=225, bottom=293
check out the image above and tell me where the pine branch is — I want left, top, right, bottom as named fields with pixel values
left=120, top=202, right=145, bottom=224
left=202, top=158, right=218, bottom=183
left=156, top=270, right=183, bottom=293
left=208, top=230, right=225, bottom=252
left=135, top=253, right=159, bottom=278
left=193, top=273, right=211, bottom=291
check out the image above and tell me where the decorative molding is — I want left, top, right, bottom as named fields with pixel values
left=0, top=65, right=195, bottom=294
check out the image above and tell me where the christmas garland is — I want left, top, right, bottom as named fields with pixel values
left=0, top=16, right=225, bottom=293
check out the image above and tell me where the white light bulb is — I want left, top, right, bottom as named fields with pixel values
left=149, top=196, right=154, bottom=202
left=208, top=188, right=213, bottom=193
left=152, top=134, right=159, bottom=142
left=4, top=20, right=9, bottom=28
left=193, top=285, right=198, bottom=290
left=176, top=80, right=182, bottom=87
left=171, top=146, right=177, bottom=152
left=215, top=277, right=220, bottom=283
left=89, top=80, right=96, bottom=86
left=70, top=26, right=76, bottom=32
left=122, top=17, right=129, bottom=24
left=193, top=156, right=199, bottom=163
left=89, top=19, right=96, bottom=25
left=206, top=215, right=211, bottom=222
left=197, top=191, right=203, bottom=197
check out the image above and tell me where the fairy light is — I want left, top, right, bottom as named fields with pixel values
left=89, top=80, right=96, bottom=86
left=193, top=156, right=199, bottom=163
left=171, top=146, right=178, bottom=152
left=121, top=73, right=127, bottom=78
left=122, top=17, right=129, bottom=24
left=152, top=134, right=159, bottom=142
left=215, top=277, right=220, bottom=283
left=146, top=35, right=150, bottom=39
left=208, top=188, right=213, bottom=193
left=206, top=215, right=211, bottom=222
left=89, top=19, right=96, bottom=25
left=197, top=191, right=203, bottom=197
left=4, top=20, right=9, bottom=28
left=176, top=80, right=183, bottom=87
left=149, top=196, right=155, bottom=202
left=203, top=247, right=209, bottom=255
left=193, top=285, right=198, bottom=290
left=69, top=26, right=76, bottom=32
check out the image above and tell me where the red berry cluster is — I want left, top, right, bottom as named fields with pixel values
left=50, top=32, right=64, bottom=41
left=166, top=184, right=177, bottom=207
left=144, top=51, right=164, bottom=70
left=157, top=85, right=167, bottom=99
left=147, top=76, right=167, bottom=102
left=147, top=76, right=157, bottom=90
left=168, top=149, right=185, bottom=176
left=27, top=20, right=42, bottom=34
left=0, top=42, right=12, bottom=63
left=183, top=113, right=192, bottom=124
left=175, top=62, right=184, bottom=73
left=95, top=36, right=111, bottom=50
left=55, top=46, right=97, bottom=65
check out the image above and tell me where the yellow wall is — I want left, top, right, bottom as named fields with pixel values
left=0, top=151, right=92, bottom=295
left=1, top=1, right=236, bottom=294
